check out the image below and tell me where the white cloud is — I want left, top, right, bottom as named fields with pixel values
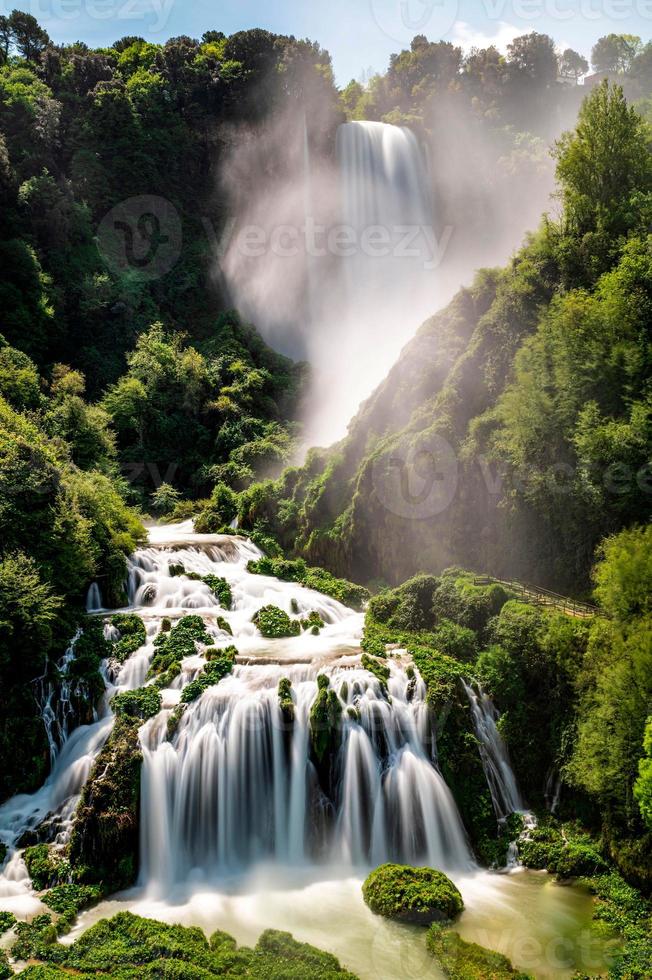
left=448, top=20, right=535, bottom=53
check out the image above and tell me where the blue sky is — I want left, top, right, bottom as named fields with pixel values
left=5, top=0, right=652, bottom=84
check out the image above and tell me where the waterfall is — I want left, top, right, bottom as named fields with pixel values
left=305, top=121, right=439, bottom=445
left=1, top=522, right=476, bottom=912
left=86, top=582, right=103, bottom=612
left=462, top=680, right=524, bottom=821
left=139, top=661, right=472, bottom=896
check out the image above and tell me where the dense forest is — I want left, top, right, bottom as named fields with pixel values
left=0, top=9, right=651, bottom=980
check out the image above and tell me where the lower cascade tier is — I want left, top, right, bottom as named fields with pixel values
left=139, top=661, right=474, bottom=894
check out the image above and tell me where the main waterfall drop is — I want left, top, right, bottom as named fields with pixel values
left=307, top=121, right=440, bottom=445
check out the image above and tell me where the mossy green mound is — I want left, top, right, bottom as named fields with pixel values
left=252, top=605, right=300, bottom=639
left=426, top=925, right=532, bottom=979
left=362, top=864, right=463, bottom=925
left=12, top=910, right=358, bottom=979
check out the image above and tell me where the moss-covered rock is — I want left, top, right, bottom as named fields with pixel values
left=278, top=677, right=294, bottom=723
left=23, top=844, right=69, bottom=891
left=68, top=717, right=142, bottom=891
left=148, top=615, right=212, bottom=686
left=180, top=649, right=236, bottom=704
left=252, top=605, right=300, bottom=639
left=361, top=653, right=390, bottom=690
left=309, top=674, right=342, bottom=764
left=110, top=615, right=146, bottom=664
left=11, top=910, right=358, bottom=978
left=247, top=556, right=369, bottom=610
left=0, top=910, right=16, bottom=934
left=202, top=575, right=232, bottom=609
left=111, top=686, right=161, bottom=722
left=426, top=924, right=532, bottom=979
left=362, top=864, right=463, bottom=925
left=42, top=883, right=103, bottom=934
left=519, top=824, right=608, bottom=878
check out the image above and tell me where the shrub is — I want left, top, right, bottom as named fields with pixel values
left=247, top=556, right=368, bottom=610
left=361, top=653, right=390, bottom=689
left=42, top=883, right=102, bottom=933
left=111, top=686, right=161, bottom=721
left=253, top=605, right=301, bottom=638
left=180, top=649, right=237, bottom=703
left=0, top=911, right=16, bottom=934
left=110, top=614, right=146, bottom=663
left=203, top=574, right=232, bottom=609
left=362, top=864, right=463, bottom=925
left=148, top=615, right=212, bottom=682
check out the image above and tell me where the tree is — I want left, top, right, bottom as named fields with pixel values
left=591, top=34, right=641, bottom=74
left=151, top=482, right=180, bottom=514
left=558, top=48, right=588, bottom=83
left=507, top=32, right=558, bottom=85
left=554, top=81, right=652, bottom=236
left=0, top=16, right=10, bottom=65
left=7, top=10, right=50, bottom=62
left=593, top=525, right=652, bottom=621
left=634, top=717, right=652, bottom=829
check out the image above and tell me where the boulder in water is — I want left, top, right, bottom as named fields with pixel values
left=362, top=863, right=463, bottom=925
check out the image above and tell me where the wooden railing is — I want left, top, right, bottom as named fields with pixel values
left=472, top=576, right=603, bottom=619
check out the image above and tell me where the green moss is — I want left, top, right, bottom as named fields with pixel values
left=361, top=653, right=390, bottom=690
left=214, top=616, right=233, bottom=635
left=180, top=648, right=237, bottom=704
left=169, top=562, right=186, bottom=577
left=148, top=615, right=212, bottom=684
left=11, top=911, right=357, bottom=978
left=68, top=717, right=142, bottom=891
left=301, top=611, right=325, bottom=633
left=110, top=615, right=147, bottom=664
left=309, top=675, right=342, bottom=763
left=202, top=575, right=232, bottom=610
left=23, top=845, right=69, bottom=891
left=42, top=883, right=103, bottom=933
left=586, top=871, right=651, bottom=979
left=252, top=605, right=301, bottom=639
left=111, top=686, right=161, bottom=721
left=166, top=704, right=186, bottom=740
left=519, top=823, right=608, bottom=878
left=0, top=911, right=16, bottom=934
left=362, top=864, right=464, bottom=925
left=426, top=924, right=532, bottom=979
left=278, top=677, right=294, bottom=723
left=247, top=556, right=369, bottom=610
left=0, top=951, right=9, bottom=980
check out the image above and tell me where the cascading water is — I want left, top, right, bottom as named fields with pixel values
left=120, top=521, right=474, bottom=892
left=306, top=121, right=439, bottom=444
left=462, top=680, right=537, bottom=867
left=462, top=680, right=524, bottom=821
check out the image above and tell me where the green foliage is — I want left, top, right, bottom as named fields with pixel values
left=148, top=614, right=212, bottom=685
left=585, top=872, right=651, bottom=979
left=202, top=574, right=232, bottom=609
left=194, top=483, right=238, bottom=532
left=110, top=614, right=146, bottom=663
left=519, top=823, right=608, bottom=878
left=180, top=651, right=236, bottom=703
left=426, top=924, right=532, bottom=979
left=309, top=674, right=342, bottom=763
left=593, top=525, right=652, bottom=621
left=362, top=864, right=463, bottom=925
left=360, top=653, right=390, bottom=689
left=0, top=911, right=16, bottom=934
left=634, top=717, right=652, bottom=829
left=11, top=911, right=357, bottom=979
left=252, top=604, right=300, bottom=639
left=23, top=844, right=69, bottom=891
left=278, top=677, right=294, bottom=723
left=69, top=717, right=142, bottom=891
left=246, top=555, right=368, bottom=610
left=42, top=883, right=103, bottom=933
left=111, top=686, right=161, bottom=721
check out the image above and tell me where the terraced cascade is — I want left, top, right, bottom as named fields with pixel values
left=0, top=523, right=620, bottom=979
